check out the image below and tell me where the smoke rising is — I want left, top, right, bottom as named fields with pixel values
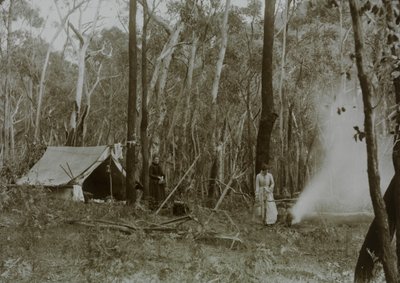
left=291, top=91, right=394, bottom=224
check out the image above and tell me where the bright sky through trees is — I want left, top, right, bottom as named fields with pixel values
left=32, top=0, right=252, bottom=50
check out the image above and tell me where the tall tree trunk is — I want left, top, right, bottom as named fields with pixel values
left=355, top=0, right=400, bottom=280
left=66, top=41, right=89, bottom=146
left=148, top=23, right=182, bottom=156
left=2, top=0, right=14, bottom=165
left=210, top=0, right=230, bottom=104
left=278, top=0, right=290, bottom=195
left=65, top=0, right=102, bottom=146
left=382, top=0, right=400, bottom=273
left=349, top=0, right=398, bottom=282
left=255, top=0, right=277, bottom=173
left=183, top=34, right=198, bottom=146
left=207, top=0, right=230, bottom=204
left=126, top=0, right=138, bottom=204
left=141, top=0, right=150, bottom=199
left=355, top=176, right=397, bottom=282
left=287, top=103, right=293, bottom=196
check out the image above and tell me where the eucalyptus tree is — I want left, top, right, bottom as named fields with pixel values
left=126, top=0, right=138, bottom=204
left=352, top=0, right=400, bottom=281
left=207, top=0, right=231, bottom=204
left=0, top=0, right=44, bottom=167
left=141, top=0, right=150, bottom=198
left=348, top=0, right=397, bottom=281
left=255, top=0, right=277, bottom=173
left=60, top=0, right=104, bottom=146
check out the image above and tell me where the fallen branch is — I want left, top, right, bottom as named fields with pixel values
left=68, top=218, right=185, bottom=234
left=155, top=154, right=201, bottom=215
left=213, top=178, right=235, bottom=211
left=68, top=216, right=244, bottom=247
left=159, top=215, right=193, bottom=226
left=69, top=220, right=134, bottom=234
left=195, top=231, right=243, bottom=244
left=87, top=219, right=139, bottom=230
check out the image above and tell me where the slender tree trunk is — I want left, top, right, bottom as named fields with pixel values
left=278, top=0, right=290, bottom=194
left=339, top=0, right=347, bottom=95
left=210, top=0, right=230, bottom=104
left=141, top=0, right=150, bottom=199
left=126, top=0, right=138, bottom=204
left=247, top=78, right=254, bottom=196
left=148, top=23, right=182, bottom=156
left=208, top=0, right=230, bottom=204
left=287, top=103, right=293, bottom=196
left=255, top=0, right=277, bottom=173
left=355, top=0, right=400, bottom=280
left=183, top=34, right=198, bottom=146
left=2, top=0, right=14, bottom=164
left=349, top=0, right=398, bottom=282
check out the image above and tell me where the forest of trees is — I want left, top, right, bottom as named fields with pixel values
left=0, top=0, right=357, bottom=197
left=1, top=0, right=400, bottom=280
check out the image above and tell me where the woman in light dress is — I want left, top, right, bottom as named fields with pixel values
left=255, top=163, right=278, bottom=225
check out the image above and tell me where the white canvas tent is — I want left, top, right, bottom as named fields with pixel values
left=17, top=145, right=126, bottom=200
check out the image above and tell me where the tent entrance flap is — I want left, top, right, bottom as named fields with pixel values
left=82, top=157, right=125, bottom=200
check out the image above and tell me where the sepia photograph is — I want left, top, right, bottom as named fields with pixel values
left=1, top=0, right=399, bottom=282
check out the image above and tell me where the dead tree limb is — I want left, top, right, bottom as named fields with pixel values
left=155, top=154, right=201, bottom=215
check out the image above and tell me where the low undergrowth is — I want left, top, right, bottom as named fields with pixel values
left=0, top=185, right=380, bottom=282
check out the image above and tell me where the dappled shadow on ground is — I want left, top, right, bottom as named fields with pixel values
left=0, top=186, right=384, bottom=282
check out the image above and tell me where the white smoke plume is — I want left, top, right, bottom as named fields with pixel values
left=291, top=90, right=394, bottom=224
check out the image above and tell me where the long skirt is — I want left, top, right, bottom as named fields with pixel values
left=256, top=190, right=278, bottom=225
left=265, top=192, right=278, bottom=225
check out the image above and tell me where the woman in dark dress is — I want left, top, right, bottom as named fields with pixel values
left=149, top=155, right=166, bottom=208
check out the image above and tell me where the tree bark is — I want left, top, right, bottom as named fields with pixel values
left=381, top=0, right=400, bottom=274
left=278, top=0, right=290, bottom=194
left=148, top=23, right=182, bottom=156
left=210, top=0, right=230, bottom=104
left=183, top=34, right=198, bottom=145
left=208, top=0, right=230, bottom=204
left=349, top=0, right=398, bottom=282
left=255, top=0, right=277, bottom=173
left=141, top=0, right=150, bottom=199
left=2, top=0, right=14, bottom=164
left=65, top=0, right=102, bottom=146
left=126, top=0, right=138, bottom=204
left=355, top=176, right=397, bottom=282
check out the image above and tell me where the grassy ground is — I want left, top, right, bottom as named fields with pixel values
left=0, top=186, right=383, bottom=282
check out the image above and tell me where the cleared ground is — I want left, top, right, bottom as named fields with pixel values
left=0, top=186, right=383, bottom=282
